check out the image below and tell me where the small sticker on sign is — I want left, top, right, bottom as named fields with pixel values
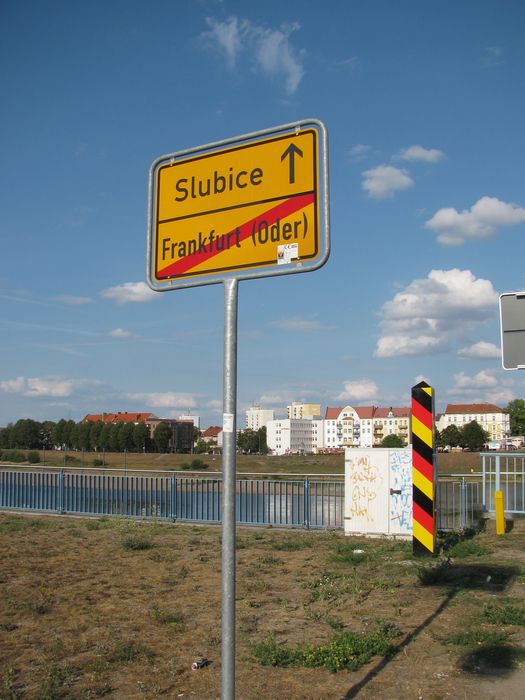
left=277, top=243, right=299, bottom=265
left=223, top=413, right=234, bottom=433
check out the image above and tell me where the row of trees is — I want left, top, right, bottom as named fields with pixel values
left=0, top=418, right=184, bottom=454
left=436, top=420, right=488, bottom=451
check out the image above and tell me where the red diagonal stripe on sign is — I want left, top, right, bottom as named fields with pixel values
left=157, top=192, right=315, bottom=278
left=411, top=399, right=432, bottom=430
left=413, top=450, right=434, bottom=481
left=413, top=500, right=434, bottom=534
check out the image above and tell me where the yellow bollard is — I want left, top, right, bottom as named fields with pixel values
left=494, top=490, right=505, bottom=535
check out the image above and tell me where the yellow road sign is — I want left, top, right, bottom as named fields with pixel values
left=147, top=121, right=329, bottom=289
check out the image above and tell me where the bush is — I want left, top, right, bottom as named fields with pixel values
left=180, top=458, right=209, bottom=471
left=27, top=451, right=40, bottom=464
left=93, top=459, right=104, bottom=467
left=1, top=449, right=26, bottom=463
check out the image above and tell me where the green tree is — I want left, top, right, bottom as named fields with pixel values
left=237, top=428, right=260, bottom=454
left=76, top=422, right=92, bottom=451
left=63, top=420, right=76, bottom=449
left=109, top=423, right=122, bottom=452
left=40, top=421, right=56, bottom=450
left=0, top=424, right=13, bottom=449
left=53, top=419, right=68, bottom=449
left=89, top=421, right=104, bottom=451
left=506, top=399, right=525, bottom=435
left=257, top=426, right=268, bottom=455
left=118, top=423, right=135, bottom=452
left=439, top=424, right=462, bottom=448
left=11, top=419, right=42, bottom=449
left=194, top=439, right=208, bottom=454
left=99, top=423, right=112, bottom=451
left=460, top=420, right=488, bottom=451
left=133, top=422, right=150, bottom=452
left=154, top=422, right=172, bottom=453
left=380, top=434, right=405, bottom=448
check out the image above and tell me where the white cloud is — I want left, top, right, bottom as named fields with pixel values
left=55, top=295, right=93, bottom=305
left=336, top=56, right=359, bottom=71
left=126, top=392, right=196, bottom=409
left=447, top=370, right=514, bottom=406
left=452, top=370, right=499, bottom=390
left=201, top=17, right=304, bottom=94
left=0, top=376, right=102, bottom=398
left=202, top=16, right=242, bottom=69
left=458, top=341, right=501, bottom=360
left=348, top=144, right=371, bottom=162
left=100, top=282, right=158, bottom=304
left=109, top=328, right=134, bottom=339
left=337, top=379, right=379, bottom=402
left=269, top=316, right=331, bottom=332
left=482, top=46, right=505, bottom=66
left=362, top=165, right=414, bottom=199
left=396, top=145, right=445, bottom=163
left=375, top=269, right=498, bottom=358
left=375, top=335, right=447, bottom=358
left=425, top=196, right=525, bottom=246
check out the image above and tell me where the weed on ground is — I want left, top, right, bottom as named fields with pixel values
left=0, top=513, right=524, bottom=699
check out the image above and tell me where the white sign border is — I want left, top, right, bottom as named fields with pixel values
left=146, top=119, right=329, bottom=292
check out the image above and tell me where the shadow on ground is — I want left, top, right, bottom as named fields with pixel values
left=344, top=562, right=521, bottom=698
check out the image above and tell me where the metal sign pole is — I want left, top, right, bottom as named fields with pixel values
left=221, top=277, right=238, bottom=700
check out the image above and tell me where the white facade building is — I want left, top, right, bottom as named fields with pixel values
left=245, top=405, right=275, bottom=431
left=179, top=414, right=200, bottom=429
left=324, top=405, right=411, bottom=450
left=287, top=402, right=321, bottom=419
left=435, top=403, right=510, bottom=442
left=266, top=418, right=324, bottom=455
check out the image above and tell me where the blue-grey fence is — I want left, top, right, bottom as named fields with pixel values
left=0, top=469, right=344, bottom=529
left=0, top=466, right=483, bottom=531
left=481, top=452, right=525, bottom=515
left=437, top=477, right=483, bottom=531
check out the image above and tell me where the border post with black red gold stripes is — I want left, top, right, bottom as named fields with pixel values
left=412, top=381, right=437, bottom=556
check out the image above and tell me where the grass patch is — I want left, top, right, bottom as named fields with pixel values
left=482, top=602, right=525, bottom=626
left=302, top=570, right=366, bottom=602
left=444, top=629, right=510, bottom=647
left=269, top=534, right=314, bottom=551
left=121, top=533, right=154, bottom=550
left=447, top=539, right=490, bottom=558
left=252, top=620, right=401, bottom=673
left=151, top=605, right=185, bottom=627
left=109, top=641, right=155, bottom=664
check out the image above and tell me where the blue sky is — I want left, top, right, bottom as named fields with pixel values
left=1, top=0, right=525, bottom=429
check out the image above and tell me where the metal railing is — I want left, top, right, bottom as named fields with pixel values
left=437, top=476, right=483, bottom=530
left=0, top=467, right=345, bottom=529
left=0, top=466, right=480, bottom=531
left=481, top=452, right=525, bottom=514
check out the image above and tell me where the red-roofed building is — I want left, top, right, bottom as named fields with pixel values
left=81, top=412, right=158, bottom=425
left=435, top=403, right=509, bottom=443
left=201, top=426, right=223, bottom=452
left=324, top=405, right=411, bottom=449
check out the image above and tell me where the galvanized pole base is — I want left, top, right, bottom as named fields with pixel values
left=221, top=278, right=238, bottom=700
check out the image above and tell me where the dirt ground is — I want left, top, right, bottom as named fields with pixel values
left=0, top=512, right=524, bottom=699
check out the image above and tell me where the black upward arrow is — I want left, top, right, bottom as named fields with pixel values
left=281, top=143, right=303, bottom=184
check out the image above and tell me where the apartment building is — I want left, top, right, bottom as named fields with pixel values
left=245, top=405, right=275, bottom=431
left=287, top=402, right=322, bottom=419
left=324, top=405, right=411, bottom=450
left=435, top=403, right=509, bottom=442
left=266, top=417, right=324, bottom=455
